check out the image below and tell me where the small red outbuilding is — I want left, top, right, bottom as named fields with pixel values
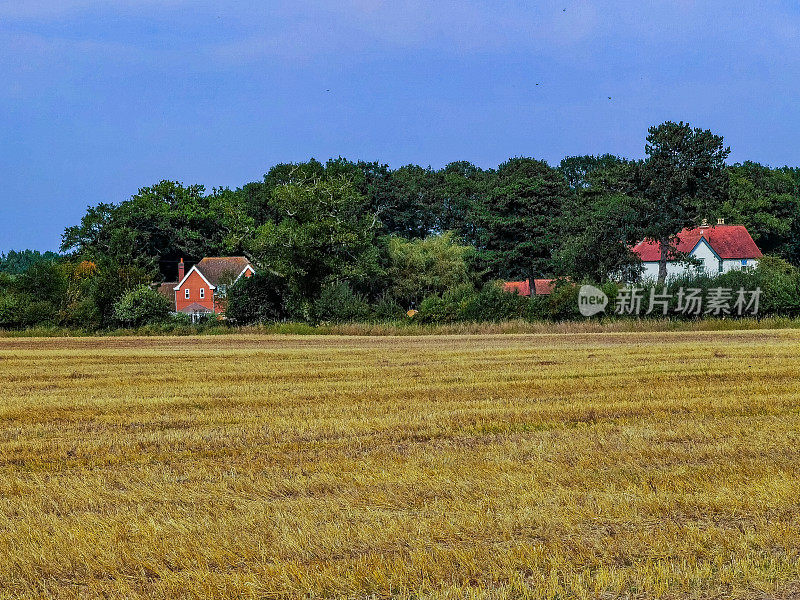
left=502, top=278, right=556, bottom=297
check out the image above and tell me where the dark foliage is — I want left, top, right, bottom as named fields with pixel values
left=226, top=272, right=290, bottom=324
left=3, top=120, right=798, bottom=330
left=0, top=250, right=61, bottom=275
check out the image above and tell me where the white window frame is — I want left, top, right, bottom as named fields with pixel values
left=185, top=288, right=190, bottom=300
left=199, top=288, right=205, bottom=299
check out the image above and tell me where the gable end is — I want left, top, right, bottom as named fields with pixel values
left=173, top=265, right=217, bottom=291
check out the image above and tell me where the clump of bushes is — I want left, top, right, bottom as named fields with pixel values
left=0, top=291, right=23, bottom=329
left=3, top=243, right=800, bottom=331
left=313, top=282, right=370, bottom=323
left=639, top=257, right=800, bottom=318
left=113, top=285, right=171, bottom=326
left=527, top=280, right=620, bottom=321
left=417, top=283, right=527, bottom=323
left=226, top=272, right=291, bottom=324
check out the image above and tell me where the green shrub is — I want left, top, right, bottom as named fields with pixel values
left=169, top=312, right=194, bottom=326
left=0, top=292, right=60, bottom=328
left=372, top=295, right=405, bottom=321
left=661, top=257, right=800, bottom=318
left=750, top=256, right=800, bottom=316
left=417, top=283, right=527, bottom=323
left=543, top=282, right=581, bottom=321
left=417, top=295, right=448, bottom=324
left=459, top=282, right=527, bottom=322
left=386, top=232, right=477, bottom=307
left=525, top=281, right=619, bottom=322
left=16, top=261, right=67, bottom=304
left=62, top=298, right=100, bottom=328
left=112, top=285, right=171, bottom=327
left=0, top=292, right=23, bottom=328
left=21, top=300, right=60, bottom=326
left=313, top=282, right=370, bottom=323
left=226, top=272, right=290, bottom=324
left=416, top=284, right=472, bottom=324
left=525, top=295, right=550, bottom=321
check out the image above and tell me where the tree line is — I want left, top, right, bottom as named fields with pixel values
left=2, top=121, right=800, bottom=328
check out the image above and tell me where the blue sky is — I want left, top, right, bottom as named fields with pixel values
left=2, top=0, right=800, bottom=251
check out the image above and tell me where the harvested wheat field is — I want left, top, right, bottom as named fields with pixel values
left=1, top=331, right=800, bottom=599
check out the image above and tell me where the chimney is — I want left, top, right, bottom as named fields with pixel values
left=717, top=218, right=725, bottom=225
left=178, top=258, right=185, bottom=281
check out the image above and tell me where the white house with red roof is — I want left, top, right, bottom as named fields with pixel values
left=631, top=220, right=762, bottom=280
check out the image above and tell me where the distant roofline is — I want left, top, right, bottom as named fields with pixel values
left=198, top=256, right=250, bottom=261
left=633, top=224, right=762, bottom=261
left=173, top=264, right=216, bottom=291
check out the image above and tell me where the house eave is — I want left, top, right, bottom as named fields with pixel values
left=173, top=265, right=217, bottom=291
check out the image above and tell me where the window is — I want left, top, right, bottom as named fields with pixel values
left=718, top=260, right=723, bottom=273
left=199, top=288, right=205, bottom=299
left=185, top=288, right=190, bottom=300
left=741, top=259, right=748, bottom=266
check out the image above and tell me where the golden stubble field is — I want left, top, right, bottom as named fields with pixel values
left=1, top=331, right=799, bottom=599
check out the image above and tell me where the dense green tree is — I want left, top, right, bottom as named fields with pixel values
left=639, top=121, right=730, bottom=284
left=249, top=177, right=384, bottom=305
left=313, top=282, right=371, bottom=323
left=226, top=271, right=291, bottom=324
left=436, top=161, right=489, bottom=242
left=61, top=203, right=119, bottom=260
left=386, top=232, right=477, bottom=307
left=113, top=285, right=171, bottom=326
left=558, top=154, right=628, bottom=190
left=472, top=157, right=571, bottom=280
left=15, top=261, right=68, bottom=305
left=325, top=158, right=393, bottom=201
left=0, top=250, right=61, bottom=275
left=235, top=181, right=274, bottom=225
left=556, top=193, right=645, bottom=282
left=207, top=187, right=259, bottom=257
left=0, top=290, right=23, bottom=328
left=61, top=181, right=223, bottom=280
left=0, top=261, right=69, bottom=327
left=264, top=159, right=326, bottom=189
left=82, top=260, right=151, bottom=327
left=381, top=165, right=441, bottom=238
left=719, top=162, right=800, bottom=259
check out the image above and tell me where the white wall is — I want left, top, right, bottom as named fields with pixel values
left=689, top=240, right=719, bottom=274
left=639, top=239, right=757, bottom=281
left=641, top=260, right=702, bottom=281
left=722, top=258, right=758, bottom=273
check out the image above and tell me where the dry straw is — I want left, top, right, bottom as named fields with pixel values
left=1, top=330, right=799, bottom=598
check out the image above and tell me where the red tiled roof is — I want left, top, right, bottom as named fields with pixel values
left=502, top=279, right=556, bottom=296
left=503, top=280, right=530, bottom=296
left=156, top=282, right=176, bottom=303
left=195, top=257, right=253, bottom=286
left=631, top=225, right=762, bottom=262
left=533, top=279, right=556, bottom=295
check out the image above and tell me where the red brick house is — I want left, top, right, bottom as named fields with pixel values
left=159, top=257, right=255, bottom=318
